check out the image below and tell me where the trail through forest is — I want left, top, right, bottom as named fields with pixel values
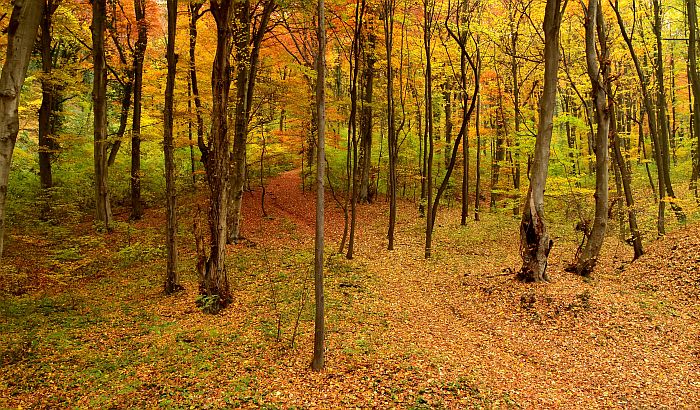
left=1, top=170, right=699, bottom=408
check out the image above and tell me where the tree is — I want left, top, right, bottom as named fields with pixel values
left=651, top=0, right=685, bottom=224
left=163, top=0, right=180, bottom=294
left=517, top=0, right=567, bottom=282
left=573, top=0, right=609, bottom=276
left=196, top=0, right=236, bottom=312
left=383, top=0, right=398, bottom=250
left=688, top=0, right=700, bottom=200
left=311, top=0, right=326, bottom=372
left=91, top=0, right=113, bottom=231
left=38, top=0, right=61, bottom=193
left=0, top=0, right=44, bottom=258
left=131, top=0, right=148, bottom=220
left=227, top=0, right=276, bottom=244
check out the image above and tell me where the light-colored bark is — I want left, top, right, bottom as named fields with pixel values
left=518, top=0, right=566, bottom=282
left=575, top=0, right=609, bottom=276
left=0, top=0, right=44, bottom=258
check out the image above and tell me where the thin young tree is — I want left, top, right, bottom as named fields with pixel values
left=0, top=0, right=44, bottom=258
left=227, top=0, right=276, bottom=244
left=311, top=0, right=326, bottom=372
left=517, top=0, right=567, bottom=282
left=163, top=0, right=180, bottom=294
left=687, top=0, right=700, bottom=199
left=383, top=0, right=398, bottom=250
left=131, top=0, right=148, bottom=220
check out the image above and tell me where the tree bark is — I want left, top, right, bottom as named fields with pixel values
left=227, top=0, right=275, bottom=243
left=517, top=0, right=566, bottom=282
left=91, top=0, right=113, bottom=231
left=163, top=0, right=180, bottom=294
left=575, top=0, right=609, bottom=277
left=38, top=0, right=60, bottom=192
left=0, top=0, right=44, bottom=258
left=652, top=0, right=685, bottom=223
left=198, top=0, right=236, bottom=312
left=131, top=0, right=148, bottom=220
left=687, top=0, right=700, bottom=199
left=312, top=0, right=326, bottom=372
left=383, top=0, right=397, bottom=250
left=358, top=27, right=375, bottom=203
left=612, top=0, right=665, bottom=235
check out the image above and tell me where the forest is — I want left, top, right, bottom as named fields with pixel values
left=1, top=0, right=699, bottom=407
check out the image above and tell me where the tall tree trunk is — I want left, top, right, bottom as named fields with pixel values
left=312, top=0, right=326, bottom=372
left=346, top=0, right=364, bottom=260
left=227, top=0, right=275, bottom=243
left=687, top=0, right=700, bottom=200
left=475, top=93, right=482, bottom=221
left=444, top=82, right=453, bottom=170
left=384, top=0, right=398, bottom=250
left=131, top=0, right=148, bottom=220
left=198, top=0, right=235, bottom=312
left=358, top=28, right=375, bottom=203
left=228, top=0, right=251, bottom=244
left=424, top=0, right=435, bottom=259
left=189, top=1, right=207, bottom=164
left=613, top=0, right=666, bottom=236
left=652, top=0, right=685, bottom=223
left=163, top=0, right=180, bottom=294
left=511, top=29, right=521, bottom=216
left=517, top=0, right=566, bottom=282
left=0, top=0, right=44, bottom=258
left=92, top=0, right=112, bottom=231
left=611, top=104, right=644, bottom=260
left=428, top=6, right=479, bottom=256
left=575, top=0, right=609, bottom=277
left=38, top=0, right=60, bottom=192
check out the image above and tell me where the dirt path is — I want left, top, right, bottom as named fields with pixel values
left=245, top=169, right=700, bottom=408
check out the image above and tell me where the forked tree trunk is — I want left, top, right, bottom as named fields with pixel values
left=198, top=0, right=236, bottom=312
left=312, top=0, right=326, bottom=372
left=163, top=0, right=180, bottom=294
left=91, top=0, right=113, bottom=231
left=227, top=0, right=275, bottom=243
left=517, top=0, right=565, bottom=282
left=575, top=0, right=609, bottom=277
left=0, top=0, right=44, bottom=258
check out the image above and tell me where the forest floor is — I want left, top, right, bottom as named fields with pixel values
left=1, top=169, right=699, bottom=409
